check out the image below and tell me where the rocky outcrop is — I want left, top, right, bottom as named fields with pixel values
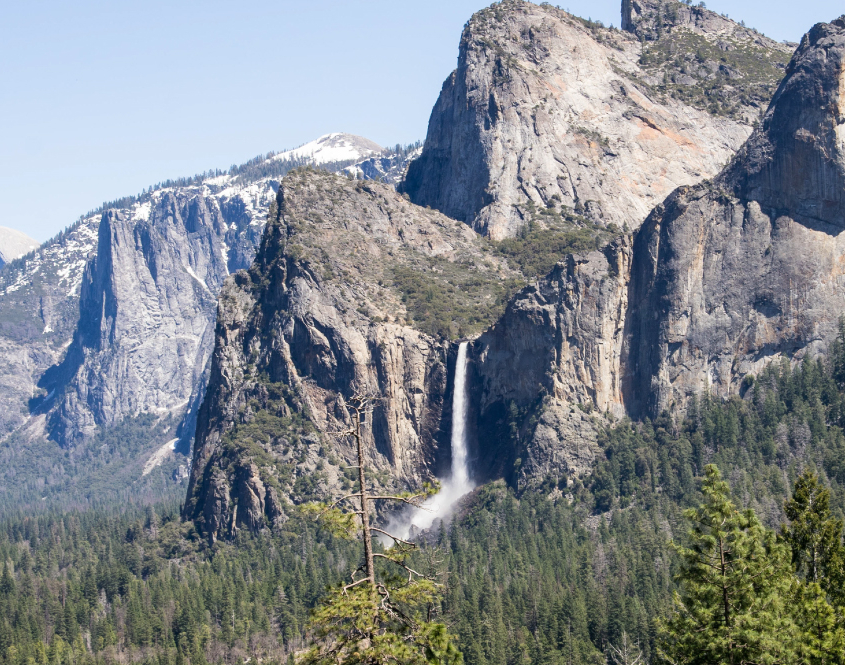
left=184, top=14, right=845, bottom=506
left=470, top=15, right=845, bottom=488
left=622, top=0, right=789, bottom=47
left=624, top=15, right=845, bottom=416
left=733, top=19, right=845, bottom=227
left=184, top=170, right=516, bottom=542
left=40, top=186, right=268, bottom=447
left=477, top=239, right=631, bottom=417
left=400, top=0, right=774, bottom=238
left=623, top=0, right=794, bottom=125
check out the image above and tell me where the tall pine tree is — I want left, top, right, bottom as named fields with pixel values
left=658, top=465, right=797, bottom=664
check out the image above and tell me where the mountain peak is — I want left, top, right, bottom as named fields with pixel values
left=732, top=15, right=845, bottom=227
left=0, top=226, right=39, bottom=267
left=272, top=133, right=384, bottom=166
left=401, top=0, right=780, bottom=237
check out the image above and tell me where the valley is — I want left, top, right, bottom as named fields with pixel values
left=2, top=1, right=845, bottom=664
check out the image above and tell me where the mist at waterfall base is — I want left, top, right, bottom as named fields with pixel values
left=385, top=342, right=475, bottom=542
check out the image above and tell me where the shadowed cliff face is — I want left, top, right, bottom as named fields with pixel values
left=41, top=187, right=268, bottom=448
left=400, top=0, right=784, bottom=238
left=472, top=238, right=630, bottom=489
left=734, top=18, right=845, bottom=228
left=624, top=16, right=845, bottom=417
left=183, top=170, right=518, bottom=543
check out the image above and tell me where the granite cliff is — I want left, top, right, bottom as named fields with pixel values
left=39, top=187, right=265, bottom=448
left=183, top=169, right=518, bottom=541
left=625, top=15, right=845, bottom=415
left=471, top=14, right=845, bottom=490
left=401, top=0, right=791, bottom=238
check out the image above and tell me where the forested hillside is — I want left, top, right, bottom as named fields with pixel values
left=3, top=327, right=845, bottom=664
left=3, top=2, right=845, bottom=664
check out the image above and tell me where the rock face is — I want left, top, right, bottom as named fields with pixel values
left=472, top=16, right=845, bottom=486
left=734, top=20, right=845, bottom=227
left=41, top=187, right=267, bottom=447
left=184, top=170, right=516, bottom=542
left=624, top=15, right=845, bottom=416
left=400, top=0, right=783, bottom=238
left=0, top=217, right=100, bottom=437
left=472, top=239, right=630, bottom=487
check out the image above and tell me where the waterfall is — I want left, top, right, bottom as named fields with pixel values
left=447, top=341, right=472, bottom=494
left=392, top=341, right=475, bottom=538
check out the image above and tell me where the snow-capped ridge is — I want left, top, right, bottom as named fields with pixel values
left=272, top=132, right=384, bottom=165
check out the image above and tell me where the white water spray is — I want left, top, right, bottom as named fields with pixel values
left=391, top=341, right=475, bottom=538
left=446, top=341, right=472, bottom=495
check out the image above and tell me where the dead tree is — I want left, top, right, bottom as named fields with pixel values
left=302, top=391, right=458, bottom=665
left=322, top=391, right=437, bottom=590
left=607, top=632, right=644, bottom=665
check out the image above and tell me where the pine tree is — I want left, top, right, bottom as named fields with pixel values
left=781, top=470, right=844, bottom=599
left=781, top=470, right=845, bottom=664
left=302, top=392, right=462, bottom=665
left=0, top=561, right=15, bottom=595
left=658, top=465, right=798, bottom=664
left=787, top=579, right=844, bottom=665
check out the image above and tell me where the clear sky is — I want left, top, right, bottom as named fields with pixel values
left=1, top=0, right=842, bottom=241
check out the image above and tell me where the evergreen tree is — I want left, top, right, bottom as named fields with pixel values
left=787, top=580, right=844, bottom=665
left=781, top=470, right=845, bottom=664
left=302, top=393, right=462, bottom=665
left=658, top=465, right=798, bottom=664
left=781, top=470, right=844, bottom=598
left=0, top=561, right=14, bottom=595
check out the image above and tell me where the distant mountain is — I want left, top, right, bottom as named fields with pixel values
left=0, top=226, right=39, bottom=267
left=273, top=133, right=384, bottom=165
left=0, top=135, right=418, bottom=512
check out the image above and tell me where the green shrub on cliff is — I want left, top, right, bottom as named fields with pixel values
left=490, top=221, right=606, bottom=279
left=391, top=258, right=524, bottom=339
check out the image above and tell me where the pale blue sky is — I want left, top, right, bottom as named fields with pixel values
left=1, top=0, right=841, bottom=241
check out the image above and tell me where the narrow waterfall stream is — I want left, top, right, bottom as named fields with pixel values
left=392, top=341, right=475, bottom=538
left=445, top=341, right=473, bottom=497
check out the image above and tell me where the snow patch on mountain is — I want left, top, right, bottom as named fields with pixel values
left=0, top=216, right=99, bottom=297
left=273, top=133, right=384, bottom=165
left=344, top=146, right=423, bottom=185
